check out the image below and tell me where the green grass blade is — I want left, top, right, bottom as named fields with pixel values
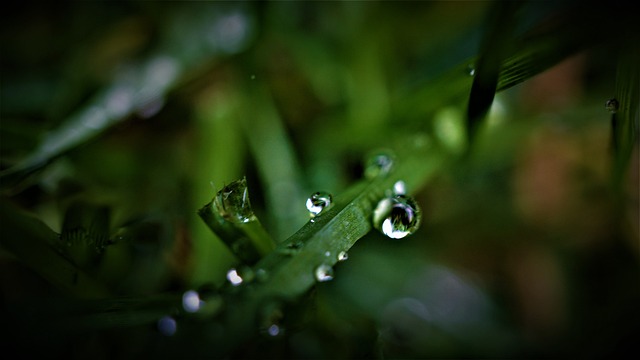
left=466, top=1, right=520, bottom=148
left=0, top=198, right=111, bottom=298
left=198, top=135, right=447, bottom=357
left=611, top=47, right=640, bottom=190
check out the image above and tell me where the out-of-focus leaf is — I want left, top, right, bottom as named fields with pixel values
left=0, top=2, right=257, bottom=193
left=611, top=47, right=639, bottom=189
left=0, top=199, right=110, bottom=298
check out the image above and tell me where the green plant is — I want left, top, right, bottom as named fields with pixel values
left=1, top=1, right=638, bottom=359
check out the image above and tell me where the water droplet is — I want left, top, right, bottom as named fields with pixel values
left=250, top=74, right=256, bottom=80
left=267, top=324, right=280, bottom=336
left=324, top=251, right=331, bottom=257
left=337, top=251, right=349, bottom=262
left=466, top=64, right=476, bottom=76
left=306, top=191, right=333, bottom=217
left=392, top=180, right=406, bottom=196
left=182, top=290, right=204, bottom=313
left=364, top=150, right=395, bottom=179
left=314, top=264, right=334, bottom=282
left=157, top=316, right=177, bottom=336
left=214, top=177, right=256, bottom=223
left=226, top=268, right=243, bottom=286
left=605, top=98, right=619, bottom=114
left=226, top=266, right=254, bottom=286
left=373, top=195, right=422, bottom=239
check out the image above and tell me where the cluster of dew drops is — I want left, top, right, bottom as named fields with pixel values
left=224, top=150, right=422, bottom=286
left=158, top=150, right=422, bottom=338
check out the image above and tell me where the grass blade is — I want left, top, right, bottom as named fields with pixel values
left=466, top=1, right=521, bottom=148
left=196, top=134, right=447, bottom=357
left=0, top=198, right=110, bottom=298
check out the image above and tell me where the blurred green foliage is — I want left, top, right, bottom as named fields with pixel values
left=1, top=1, right=638, bottom=359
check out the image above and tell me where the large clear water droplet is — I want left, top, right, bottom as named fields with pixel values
left=373, top=195, right=422, bottom=239
left=314, top=264, right=334, bottom=282
left=605, top=98, right=619, bottom=114
left=364, top=149, right=395, bottom=179
left=306, top=191, right=333, bottom=217
left=214, top=177, right=256, bottom=223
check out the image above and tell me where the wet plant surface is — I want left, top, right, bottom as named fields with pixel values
left=1, top=1, right=639, bottom=359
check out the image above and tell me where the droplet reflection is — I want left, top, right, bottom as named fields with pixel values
left=306, top=191, right=333, bottom=217
left=373, top=195, right=422, bottom=239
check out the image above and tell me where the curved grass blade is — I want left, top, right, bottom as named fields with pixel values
left=0, top=3, right=257, bottom=193
left=0, top=55, right=182, bottom=193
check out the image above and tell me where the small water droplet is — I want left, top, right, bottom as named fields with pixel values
left=324, top=251, right=331, bottom=257
left=364, top=149, right=395, bottom=179
left=306, top=191, right=333, bottom=217
left=267, top=324, right=280, bottom=336
left=182, top=290, right=204, bottom=313
left=314, top=264, right=334, bottom=282
left=373, top=195, right=422, bottom=239
left=157, top=316, right=177, bottom=336
left=250, top=74, right=256, bottom=80
left=393, top=180, right=406, bottom=196
left=214, top=177, right=256, bottom=223
left=337, top=251, right=349, bottom=262
left=226, top=266, right=254, bottom=286
left=227, top=268, right=243, bottom=286
left=605, top=98, right=619, bottom=114
left=466, top=64, right=476, bottom=76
